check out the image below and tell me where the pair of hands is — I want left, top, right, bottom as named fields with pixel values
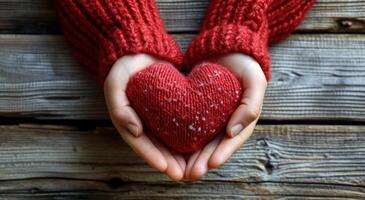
left=104, top=53, right=268, bottom=181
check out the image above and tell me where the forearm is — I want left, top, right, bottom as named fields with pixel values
left=185, top=0, right=316, bottom=80
left=55, top=0, right=183, bottom=85
left=185, top=0, right=271, bottom=79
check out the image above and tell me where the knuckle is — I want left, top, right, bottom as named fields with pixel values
left=245, top=106, right=261, bottom=121
left=110, top=107, right=128, bottom=122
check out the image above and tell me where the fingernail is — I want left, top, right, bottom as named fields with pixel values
left=127, top=124, right=139, bottom=137
left=231, top=124, right=244, bottom=137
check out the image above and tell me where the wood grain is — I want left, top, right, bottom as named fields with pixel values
left=0, top=0, right=364, bottom=34
left=0, top=1, right=364, bottom=199
left=0, top=34, right=364, bottom=121
left=0, top=124, right=364, bottom=199
left=0, top=180, right=364, bottom=199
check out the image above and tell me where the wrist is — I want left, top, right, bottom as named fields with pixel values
left=104, top=54, right=162, bottom=90
left=216, top=53, right=268, bottom=85
left=113, top=54, right=160, bottom=70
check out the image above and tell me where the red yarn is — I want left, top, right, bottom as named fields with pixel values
left=55, top=0, right=316, bottom=83
left=268, top=0, right=317, bottom=43
left=127, top=63, right=242, bottom=153
left=184, top=0, right=316, bottom=80
left=55, top=0, right=184, bottom=85
left=55, top=1, right=316, bottom=153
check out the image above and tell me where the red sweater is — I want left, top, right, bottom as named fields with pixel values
left=55, top=0, right=316, bottom=85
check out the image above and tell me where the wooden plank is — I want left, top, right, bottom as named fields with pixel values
left=0, top=0, right=364, bottom=34
left=0, top=124, right=364, bottom=199
left=0, top=34, right=364, bottom=121
left=0, top=180, right=364, bottom=199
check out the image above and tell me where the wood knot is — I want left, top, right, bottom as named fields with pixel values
left=339, top=20, right=353, bottom=28
left=256, top=138, right=268, bottom=147
left=107, top=177, right=126, bottom=188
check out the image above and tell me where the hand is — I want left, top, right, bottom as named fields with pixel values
left=104, top=54, right=186, bottom=181
left=184, top=53, right=268, bottom=180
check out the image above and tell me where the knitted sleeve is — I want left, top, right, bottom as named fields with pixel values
left=55, top=0, right=183, bottom=85
left=184, top=0, right=316, bottom=80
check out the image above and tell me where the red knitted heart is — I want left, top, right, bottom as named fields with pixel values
left=126, top=62, right=242, bottom=154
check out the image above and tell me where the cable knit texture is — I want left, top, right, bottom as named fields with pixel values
left=55, top=0, right=184, bottom=85
left=127, top=63, right=242, bottom=153
left=184, top=0, right=316, bottom=80
left=55, top=0, right=316, bottom=153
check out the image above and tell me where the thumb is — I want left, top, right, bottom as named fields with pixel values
left=216, top=54, right=267, bottom=138
left=227, top=86, right=265, bottom=138
left=104, top=54, right=158, bottom=137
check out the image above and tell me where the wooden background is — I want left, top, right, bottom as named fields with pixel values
left=0, top=0, right=365, bottom=199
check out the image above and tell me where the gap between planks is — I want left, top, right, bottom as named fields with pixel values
left=0, top=34, right=364, bottom=121
left=0, top=124, right=364, bottom=198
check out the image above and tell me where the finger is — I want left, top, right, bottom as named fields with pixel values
left=184, top=150, right=202, bottom=180
left=104, top=66, right=143, bottom=137
left=152, top=140, right=184, bottom=181
left=209, top=119, right=258, bottom=169
left=114, top=123, right=168, bottom=173
left=227, top=68, right=267, bottom=138
left=172, top=152, right=187, bottom=173
left=104, top=54, right=171, bottom=137
left=109, top=105, right=143, bottom=138
left=189, top=135, right=223, bottom=180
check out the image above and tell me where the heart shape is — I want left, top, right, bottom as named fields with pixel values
left=127, top=62, right=242, bottom=154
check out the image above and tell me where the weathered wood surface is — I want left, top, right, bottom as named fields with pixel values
left=1, top=181, right=364, bottom=199
left=0, top=34, right=364, bottom=121
left=0, top=0, right=364, bottom=34
left=0, top=124, right=364, bottom=199
left=0, top=1, right=365, bottom=199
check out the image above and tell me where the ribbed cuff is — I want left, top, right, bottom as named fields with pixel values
left=184, top=24, right=271, bottom=80
left=98, top=24, right=184, bottom=85
left=268, top=0, right=316, bottom=43
left=55, top=0, right=184, bottom=87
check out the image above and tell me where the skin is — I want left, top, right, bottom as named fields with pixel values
left=104, top=54, right=186, bottom=181
left=104, top=53, right=268, bottom=181
left=185, top=54, right=268, bottom=180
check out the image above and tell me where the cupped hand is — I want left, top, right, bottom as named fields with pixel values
left=184, top=53, right=268, bottom=180
left=104, top=54, right=186, bottom=181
